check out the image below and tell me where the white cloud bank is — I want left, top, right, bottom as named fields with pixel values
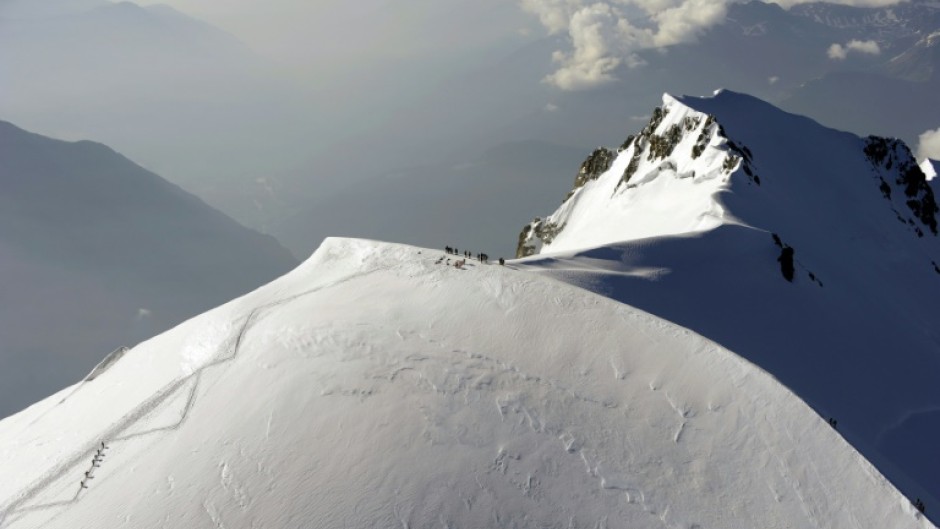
left=827, top=39, right=881, bottom=60
left=918, top=127, right=940, bottom=161
left=519, top=0, right=903, bottom=90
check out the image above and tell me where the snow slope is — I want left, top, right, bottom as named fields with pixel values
left=0, top=238, right=931, bottom=528
left=516, top=90, right=940, bottom=515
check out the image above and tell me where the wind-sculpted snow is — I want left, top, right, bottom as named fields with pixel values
left=517, top=96, right=736, bottom=257
left=0, top=238, right=933, bottom=528
left=515, top=90, right=940, bottom=519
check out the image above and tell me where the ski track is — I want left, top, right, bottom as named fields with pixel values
left=0, top=264, right=394, bottom=527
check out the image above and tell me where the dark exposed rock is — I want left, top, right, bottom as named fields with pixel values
left=516, top=218, right=566, bottom=258
left=516, top=223, right=536, bottom=258
left=645, top=106, right=669, bottom=136
left=864, top=136, right=938, bottom=234
left=619, top=135, right=636, bottom=153
left=535, top=220, right=565, bottom=244
left=723, top=154, right=741, bottom=172
left=574, top=147, right=616, bottom=189
left=621, top=136, right=646, bottom=186
left=879, top=178, right=892, bottom=199
left=648, top=124, right=683, bottom=162
left=778, top=246, right=795, bottom=282
left=691, top=116, right=715, bottom=159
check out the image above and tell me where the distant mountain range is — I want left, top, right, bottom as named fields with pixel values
left=2, top=0, right=937, bottom=265
left=0, top=0, right=320, bottom=230
left=0, top=120, right=297, bottom=418
left=499, top=0, right=940, bottom=152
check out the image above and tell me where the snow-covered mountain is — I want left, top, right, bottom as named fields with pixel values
left=0, top=238, right=933, bottom=528
left=0, top=120, right=297, bottom=419
left=789, top=0, right=940, bottom=44
left=516, top=90, right=940, bottom=515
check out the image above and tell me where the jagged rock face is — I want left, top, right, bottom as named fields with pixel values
left=573, top=148, right=616, bottom=190
left=517, top=218, right=564, bottom=258
left=864, top=136, right=939, bottom=236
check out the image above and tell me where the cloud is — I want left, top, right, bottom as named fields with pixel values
left=518, top=0, right=903, bottom=89
left=544, top=102, right=560, bottom=112
left=526, top=0, right=732, bottom=90
left=918, top=127, right=940, bottom=161
left=827, top=43, right=848, bottom=60
left=543, top=3, right=624, bottom=90
left=768, top=75, right=779, bottom=84
left=828, top=39, right=881, bottom=60
left=136, top=308, right=153, bottom=320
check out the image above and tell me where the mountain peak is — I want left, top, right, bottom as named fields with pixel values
left=517, top=91, right=936, bottom=257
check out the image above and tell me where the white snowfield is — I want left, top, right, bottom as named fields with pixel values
left=0, top=238, right=933, bottom=528
left=535, top=94, right=732, bottom=255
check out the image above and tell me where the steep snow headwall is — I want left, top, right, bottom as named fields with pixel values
left=517, top=93, right=756, bottom=257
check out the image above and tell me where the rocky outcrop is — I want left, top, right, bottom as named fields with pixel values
left=573, top=148, right=616, bottom=190
left=865, top=136, right=938, bottom=236
left=516, top=218, right=565, bottom=258
left=516, top=97, right=760, bottom=258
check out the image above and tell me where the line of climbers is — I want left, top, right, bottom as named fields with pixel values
left=79, top=441, right=108, bottom=490
left=441, top=246, right=505, bottom=267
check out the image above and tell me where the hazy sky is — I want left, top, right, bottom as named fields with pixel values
left=136, top=0, right=539, bottom=77
left=139, top=0, right=909, bottom=92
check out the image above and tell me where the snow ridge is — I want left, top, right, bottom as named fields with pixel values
left=0, top=238, right=934, bottom=528
left=517, top=93, right=754, bottom=257
left=517, top=91, right=937, bottom=258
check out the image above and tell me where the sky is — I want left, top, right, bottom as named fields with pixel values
left=139, top=0, right=940, bottom=185
left=140, top=0, right=910, bottom=92
left=0, top=0, right=938, bottom=419
left=136, top=0, right=539, bottom=81
left=1, top=0, right=936, bottom=237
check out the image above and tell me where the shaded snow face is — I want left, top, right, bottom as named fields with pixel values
left=515, top=90, right=940, bottom=518
left=0, top=239, right=933, bottom=529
